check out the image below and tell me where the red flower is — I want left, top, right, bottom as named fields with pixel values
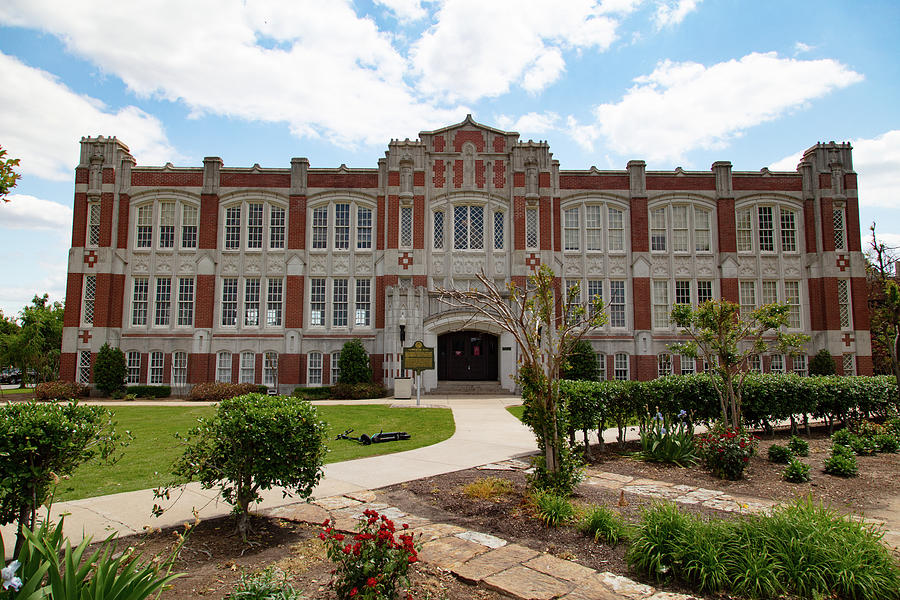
left=350, top=588, right=358, bottom=597
left=408, top=555, right=418, bottom=563
left=334, top=533, right=345, bottom=541
left=322, top=519, right=331, bottom=527
left=319, top=532, right=327, bottom=541
left=343, top=544, right=352, bottom=554
left=367, top=577, right=378, bottom=588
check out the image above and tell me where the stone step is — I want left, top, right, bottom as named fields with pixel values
left=429, top=381, right=513, bottom=396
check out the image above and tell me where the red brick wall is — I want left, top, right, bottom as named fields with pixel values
left=387, top=195, right=399, bottom=249
left=376, top=195, right=386, bottom=250
left=820, top=197, right=835, bottom=252
left=255, top=353, right=263, bottom=385
left=493, top=136, right=505, bottom=152
left=551, top=197, right=560, bottom=252
left=414, top=171, right=425, bottom=186
left=717, top=197, right=736, bottom=253
left=807, top=278, right=825, bottom=331
left=646, top=176, right=715, bottom=190
left=220, top=172, right=290, bottom=188
left=286, top=276, right=304, bottom=329
left=280, top=354, right=300, bottom=385
left=75, top=167, right=88, bottom=185
left=732, top=176, right=801, bottom=191
left=635, top=355, right=656, bottom=381
left=412, top=275, right=427, bottom=288
left=64, top=272, right=83, bottom=327
left=195, top=275, right=215, bottom=328
left=720, top=278, right=738, bottom=303
left=307, top=173, right=378, bottom=188
left=94, top=273, right=124, bottom=327
left=452, top=160, right=463, bottom=188
left=844, top=173, right=857, bottom=190
left=132, top=170, right=203, bottom=187
left=819, top=173, right=831, bottom=189
left=109, top=274, right=125, bottom=328
left=453, top=130, right=484, bottom=152
left=851, top=277, right=869, bottom=330
left=822, top=277, right=840, bottom=330
left=117, top=194, right=130, bottom=249
left=493, top=161, right=506, bottom=189
left=513, top=197, right=525, bottom=250
left=376, top=276, right=386, bottom=329
left=632, top=278, right=650, bottom=329
left=857, top=355, right=873, bottom=376
left=72, top=192, right=87, bottom=248
left=199, top=194, right=219, bottom=249
left=100, top=192, right=114, bottom=247
left=513, top=172, right=525, bottom=188
left=163, top=353, right=173, bottom=385
left=803, top=199, right=817, bottom=253
left=60, top=352, right=77, bottom=381
left=433, top=136, right=445, bottom=152
left=102, top=167, right=115, bottom=185
left=413, top=196, right=425, bottom=248
left=140, top=352, right=149, bottom=384
left=388, top=171, right=399, bottom=187
left=288, top=195, right=306, bottom=249
left=558, top=174, right=629, bottom=190
left=433, top=160, right=445, bottom=188
left=630, top=197, right=648, bottom=253
left=231, top=352, right=240, bottom=383
left=371, top=354, right=384, bottom=384
left=475, top=160, right=485, bottom=188
left=846, top=197, right=861, bottom=251
left=540, top=199, right=553, bottom=251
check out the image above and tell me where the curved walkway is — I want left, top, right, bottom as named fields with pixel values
left=1, top=394, right=537, bottom=555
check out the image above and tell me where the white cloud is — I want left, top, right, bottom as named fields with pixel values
left=495, top=112, right=561, bottom=135
left=0, top=52, right=179, bottom=181
left=0, top=0, right=463, bottom=151
left=794, top=41, right=815, bottom=55
left=374, top=0, right=427, bottom=22
left=410, top=0, right=636, bottom=102
left=851, top=130, right=900, bottom=209
left=654, top=0, right=700, bottom=28
left=572, top=52, right=863, bottom=163
left=769, top=151, right=802, bottom=171
left=0, top=194, right=72, bottom=230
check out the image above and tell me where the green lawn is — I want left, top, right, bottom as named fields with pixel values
left=56, top=404, right=454, bottom=502
left=507, top=405, right=524, bottom=421
left=0, top=387, right=34, bottom=395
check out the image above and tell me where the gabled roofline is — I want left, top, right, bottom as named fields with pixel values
left=419, top=114, right=518, bottom=137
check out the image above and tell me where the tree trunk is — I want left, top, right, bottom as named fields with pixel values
left=582, top=429, right=591, bottom=459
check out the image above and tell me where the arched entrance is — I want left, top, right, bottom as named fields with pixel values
left=437, top=331, right=499, bottom=381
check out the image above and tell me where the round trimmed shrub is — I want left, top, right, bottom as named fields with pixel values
left=767, top=444, right=792, bottom=464
left=824, top=448, right=859, bottom=477
left=337, top=339, right=372, bottom=384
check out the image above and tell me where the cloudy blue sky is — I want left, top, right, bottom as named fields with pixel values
left=1, top=0, right=898, bottom=318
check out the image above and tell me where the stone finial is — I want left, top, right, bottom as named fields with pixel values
left=119, top=154, right=135, bottom=194
left=291, top=157, right=309, bottom=195
left=712, top=161, right=733, bottom=197
left=202, top=156, right=223, bottom=195
left=627, top=160, right=646, bottom=196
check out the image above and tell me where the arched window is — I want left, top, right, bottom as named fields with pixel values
left=264, top=352, right=278, bottom=387
left=308, top=199, right=375, bottom=251
left=735, top=202, right=800, bottom=253
left=559, top=201, right=628, bottom=252
left=132, top=197, right=201, bottom=250
left=453, top=205, right=484, bottom=250
left=240, top=351, right=255, bottom=383
left=173, top=351, right=187, bottom=386
left=308, top=352, right=323, bottom=385
left=220, top=199, right=288, bottom=251
left=648, top=202, right=713, bottom=254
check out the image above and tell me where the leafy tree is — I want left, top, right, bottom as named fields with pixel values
left=670, top=300, right=808, bottom=430
left=438, top=265, right=606, bottom=493
left=0, top=144, right=21, bottom=201
left=562, top=339, right=599, bottom=381
left=0, top=294, right=64, bottom=386
left=338, top=338, right=372, bottom=384
left=168, top=394, right=328, bottom=539
left=0, top=401, right=124, bottom=555
left=810, top=349, right=837, bottom=376
left=868, top=224, right=900, bottom=396
left=94, top=343, right=127, bottom=395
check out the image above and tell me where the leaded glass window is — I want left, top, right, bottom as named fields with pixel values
left=82, top=275, right=96, bottom=325
left=400, top=206, right=413, bottom=247
left=433, top=211, right=444, bottom=249
left=224, top=206, right=241, bottom=250
left=526, top=208, right=538, bottom=249
left=493, top=210, right=504, bottom=250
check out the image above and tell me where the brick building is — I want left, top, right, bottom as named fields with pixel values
left=60, top=116, right=871, bottom=393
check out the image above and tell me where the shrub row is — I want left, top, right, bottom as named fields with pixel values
left=124, top=385, right=171, bottom=398
left=561, top=374, right=898, bottom=439
left=290, top=383, right=389, bottom=400
left=33, top=380, right=90, bottom=401
left=187, top=382, right=267, bottom=402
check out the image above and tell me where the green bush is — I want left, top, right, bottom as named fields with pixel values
left=850, top=435, right=878, bottom=456
left=331, top=382, right=388, bottom=400
left=561, top=339, right=599, bottom=381
left=767, top=444, right=792, bottom=463
left=627, top=499, right=900, bottom=599
left=126, top=385, right=171, bottom=398
left=782, top=458, right=811, bottom=483
left=228, top=567, right=301, bottom=600
left=824, top=447, right=859, bottom=477
left=810, top=349, right=836, bottom=375
left=33, top=380, right=89, bottom=401
left=787, top=435, right=809, bottom=457
left=292, top=386, right=332, bottom=400
left=696, top=427, right=757, bottom=480
left=0, top=401, right=124, bottom=554
left=831, top=428, right=855, bottom=447
left=875, top=433, right=900, bottom=453
left=187, top=382, right=260, bottom=402
left=170, top=393, right=328, bottom=538
left=579, top=505, right=628, bottom=545
left=531, top=491, right=576, bottom=527
left=94, top=343, right=126, bottom=395
left=337, top=339, right=372, bottom=385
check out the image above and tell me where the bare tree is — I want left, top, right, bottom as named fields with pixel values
left=437, top=264, right=606, bottom=487
left=868, top=223, right=900, bottom=397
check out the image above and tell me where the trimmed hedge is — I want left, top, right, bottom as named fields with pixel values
left=561, top=374, right=898, bottom=443
left=292, top=386, right=333, bottom=400
left=330, top=382, right=388, bottom=400
left=188, top=382, right=267, bottom=402
left=33, top=381, right=90, bottom=401
left=125, top=385, right=171, bottom=398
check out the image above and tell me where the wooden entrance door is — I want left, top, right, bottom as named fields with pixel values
left=437, top=331, right=498, bottom=380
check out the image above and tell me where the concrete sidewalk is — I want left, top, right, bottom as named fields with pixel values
left=2, top=394, right=537, bottom=556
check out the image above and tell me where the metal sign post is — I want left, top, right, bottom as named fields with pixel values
left=401, top=341, right=435, bottom=407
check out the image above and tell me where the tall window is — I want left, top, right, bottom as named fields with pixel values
left=793, top=355, right=808, bottom=377
left=177, top=277, right=194, bottom=326
left=838, top=279, right=851, bottom=328
left=650, top=207, right=667, bottom=251
left=154, top=277, right=171, bottom=326
left=224, top=206, right=241, bottom=250
left=82, top=275, right=96, bottom=325
left=608, top=208, right=624, bottom=252
left=400, top=206, right=413, bottom=248
left=221, top=278, right=238, bottom=326
left=652, top=281, right=669, bottom=328
left=493, top=210, right=504, bottom=249
left=833, top=207, right=846, bottom=250
left=310, top=278, right=325, bottom=326
left=785, top=281, right=800, bottom=328
left=672, top=206, right=688, bottom=252
left=609, top=281, right=626, bottom=328
left=596, top=353, right=607, bottom=380
left=173, top=351, right=187, bottom=386
left=680, top=356, right=695, bottom=375
left=564, top=208, right=579, bottom=251
left=216, top=351, right=231, bottom=382
left=159, top=201, right=175, bottom=248
left=525, top=208, right=539, bottom=249
left=697, top=280, right=713, bottom=304
left=675, top=280, right=691, bottom=306
left=749, top=355, right=761, bottom=373
left=247, top=203, right=264, bottom=249
left=587, top=280, right=603, bottom=318
left=136, top=205, right=153, bottom=248
left=244, top=279, right=260, bottom=326
left=333, top=279, right=348, bottom=327
left=269, top=206, right=285, bottom=249
left=312, top=206, right=327, bottom=249
left=658, top=353, right=672, bottom=377
left=736, top=209, right=752, bottom=252
left=267, top=279, right=283, bottom=326
left=769, top=354, right=784, bottom=373
left=565, top=280, right=581, bottom=324
left=330, top=351, right=341, bottom=384
left=126, top=351, right=140, bottom=384
left=695, top=208, right=711, bottom=252
left=132, top=277, right=149, bottom=326
left=88, top=203, right=101, bottom=246
left=614, top=353, right=629, bottom=380
left=335, top=203, right=351, bottom=249
left=355, top=280, right=371, bottom=326
left=739, top=281, right=756, bottom=317
left=842, top=353, right=855, bottom=375
left=758, top=206, right=774, bottom=252
left=585, top=206, right=602, bottom=251
left=357, top=207, right=372, bottom=249
left=181, top=205, right=198, bottom=248
left=454, top=205, right=484, bottom=250
left=433, top=210, right=444, bottom=249
left=240, top=351, right=255, bottom=383
left=308, top=352, right=323, bottom=385
left=737, top=204, right=799, bottom=253
left=264, top=352, right=278, bottom=387
left=149, top=351, right=164, bottom=384
left=780, top=209, right=796, bottom=252
left=762, top=280, right=778, bottom=306
left=78, top=350, right=91, bottom=384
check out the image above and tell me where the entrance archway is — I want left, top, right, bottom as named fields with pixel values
left=437, top=331, right=499, bottom=381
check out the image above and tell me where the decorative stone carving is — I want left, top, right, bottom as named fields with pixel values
left=179, top=261, right=195, bottom=274
left=651, top=258, right=669, bottom=277
left=452, top=257, right=484, bottom=275
left=609, top=257, right=627, bottom=276
left=157, top=262, right=172, bottom=274
left=564, top=260, right=582, bottom=276
left=268, top=259, right=284, bottom=274
left=222, top=262, right=239, bottom=275
left=132, top=258, right=149, bottom=274
left=333, top=255, right=349, bottom=274
left=355, top=259, right=373, bottom=275
left=309, top=256, right=327, bottom=276
left=433, top=259, right=444, bottom=275
left=586, top=258, right=604, bottom=276
left=494, top=259, right=505, bottom=275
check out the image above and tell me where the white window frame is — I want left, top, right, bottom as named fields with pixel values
left=216, top=351, right=231, bottom=383
left=158, top=201, right=176, bottom=249
left=308, top=352, right=323, bottom=385
left=838, top=279, right=852, bottom=329
left=173, top=351, right=187, bottom=386
left=308, top=200, right=375, bottom=252
left=131, top=277, right=149, bottom=326
left=78, top=350, right=92, bottom=384
left=433, top=210, right=445, bottom=250
left=736, top=203, right=800, bottom=254
left=680, top=355, right=695, bottom=375
left=82, top=275, right=96, bottom=326
left=149, top=351, right=164, bottom=384
left=564, top=207, right=580, bottom=251
left=153, top=277, right=171, bottom=327
left=399, top=205, right=413, bottom=248
left=264, top=351, right=278, bottom=387
left=126, top=351, right=141, bottom=384
left=596, top=353, right=607, bottom=380
left=88, top=202, right=101, bottom=247
left=177, top=277, right=194, bottom=327
left=240, top=351, right=255, bottom=384
left=525, top=207, right=539, bottom=250
left=453, top=204, right=485, bottom=250
left=792, top=354, right=808, bottom=376
left=330, top=351, right=341, bottom=384
left=614, top=353, right=629, bottom=380
left=652, top=280, right=669, bottom=329
left=658, top=353, right=672, bottom=377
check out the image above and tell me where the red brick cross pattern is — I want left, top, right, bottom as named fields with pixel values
left=525, top=252, right=541, bottom=271
left=842, top=332, right=854, bottom=347
left=835, top=254, right=850, bottom=272
left=79, top=330, right=92, bottom=344
left=398, top=252, right=413, bottom=270
left=83, top=250, right=98, bottom=268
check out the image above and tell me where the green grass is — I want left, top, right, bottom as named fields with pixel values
left=56, top=404, right=454, bottom=502
left=507, top=405, right=524, bottom=421
left=0, top=387, right=34, bottom=395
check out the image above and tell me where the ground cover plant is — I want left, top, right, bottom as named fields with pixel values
left=57, top=404, right=454, bottom=502
left=782, top=457, right=811, bottom=483
left=461, top=476, right=514, bottom=500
